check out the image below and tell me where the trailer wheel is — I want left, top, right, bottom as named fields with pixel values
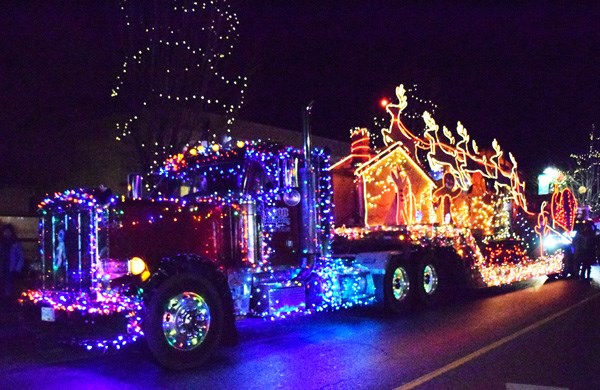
left=383, top=256, right=415, bottom=314
left=145, top=273, right=224, bottom=370
left=416, top=254, right=445, bottom=307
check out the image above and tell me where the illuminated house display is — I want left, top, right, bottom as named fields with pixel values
left=331, top=84, right=575, bottom=287
left=332, top=86, right=523, bottom=236
left=333, top=134, right=437, bottom=227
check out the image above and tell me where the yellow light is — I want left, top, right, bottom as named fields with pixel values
left=128, top=257, right=146, bottom=275
left=189, top=148, right=198, bottom=156
left=211, top=144, right=220, bottom=152
left=236, top=140, right=245, bottom=148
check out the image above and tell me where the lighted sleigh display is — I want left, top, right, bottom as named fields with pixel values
left=332, top=85, right=574, bottom=287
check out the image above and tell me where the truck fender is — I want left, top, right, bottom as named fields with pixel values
left=432, top=246, right=469, bottom=287
left=144, top=253, right=238, bottom=347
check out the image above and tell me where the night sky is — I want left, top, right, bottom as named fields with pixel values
left=2, top=1, right=600, bottom=186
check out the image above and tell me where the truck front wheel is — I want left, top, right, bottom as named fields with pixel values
left=383, top=256, right=415, bottom=314
left=145, top=273, right=224, bottom=370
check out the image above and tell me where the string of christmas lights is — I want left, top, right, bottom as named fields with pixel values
left=113, top=0, right=248, bottom=179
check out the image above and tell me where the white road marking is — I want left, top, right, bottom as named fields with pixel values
left=394, top=292, right=600, bottom=390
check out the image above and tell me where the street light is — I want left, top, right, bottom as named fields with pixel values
left=538, top=167, right=562, bottom=195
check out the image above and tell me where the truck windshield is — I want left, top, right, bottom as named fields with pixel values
left=157, top=160, right=268, bottom=199
left=189, top=162, right=245, bottom=196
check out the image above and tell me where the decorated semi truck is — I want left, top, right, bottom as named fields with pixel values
left=20, top=85, right=575, bottom=369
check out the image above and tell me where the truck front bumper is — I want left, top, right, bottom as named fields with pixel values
left=19, top=288, right=145, bottom=350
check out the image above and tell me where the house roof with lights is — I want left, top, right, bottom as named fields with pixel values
left=353, top=141, right=436, bottom=187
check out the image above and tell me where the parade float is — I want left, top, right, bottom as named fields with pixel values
left=20, top=85, right=575, bottom=369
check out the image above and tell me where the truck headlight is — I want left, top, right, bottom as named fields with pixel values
left=128, top=257, right=150, bottom=281
left=128, top=257, right=146, bottom=275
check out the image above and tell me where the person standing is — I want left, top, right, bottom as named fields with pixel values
left=0, top=224, right=25, bottom=302
left=579, top=220, right=596, bottom=281
left=573, top=218, right=596, bottom=281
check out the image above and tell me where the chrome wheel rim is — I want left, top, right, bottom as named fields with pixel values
left=423, top=264, right=439, bottom=295
left=162, top=292, right=211, bottom=351
left=392, top=266, right=410, bottom=301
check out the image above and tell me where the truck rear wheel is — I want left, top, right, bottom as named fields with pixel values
left=145, top=273, right=224, bottom=370
left=416, top=253, right=445, bottom=307
left=383, top=256, right=415, bottom=314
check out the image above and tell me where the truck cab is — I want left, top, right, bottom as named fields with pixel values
left=22, top=140, right=374, bottom=370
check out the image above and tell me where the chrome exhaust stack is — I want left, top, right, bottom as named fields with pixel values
left=127, top=173, right=144, bottom=200
left=299, top=102, right=318, bottom=271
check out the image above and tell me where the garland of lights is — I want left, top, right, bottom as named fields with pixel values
left=39, top=188, right=112, bottom=211
left=335, top=221, right=564, bottom=288
left=20, top=288, right=144, bottom=351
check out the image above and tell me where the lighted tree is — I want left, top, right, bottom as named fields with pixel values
left=112, top=0, right=247, bottom=174
left=566, top=128, right=600, bottom=216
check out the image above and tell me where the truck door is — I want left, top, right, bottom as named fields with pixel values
left=263, top=157, right=302, bottom=267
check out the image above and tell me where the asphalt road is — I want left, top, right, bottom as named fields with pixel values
left=1, top=269, right=599, bottom=390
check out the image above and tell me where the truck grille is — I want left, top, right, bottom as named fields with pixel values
left=38, top=209, right=99, bottom=292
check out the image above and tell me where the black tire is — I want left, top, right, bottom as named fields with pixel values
left=145, top=273, right=224, bottom=370
left=416, top=252, right=447, bottom=307
left=383, top=256, right=416, bottom=314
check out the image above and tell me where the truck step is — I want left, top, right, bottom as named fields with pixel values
left=252, top=282, right=306, bottom=318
